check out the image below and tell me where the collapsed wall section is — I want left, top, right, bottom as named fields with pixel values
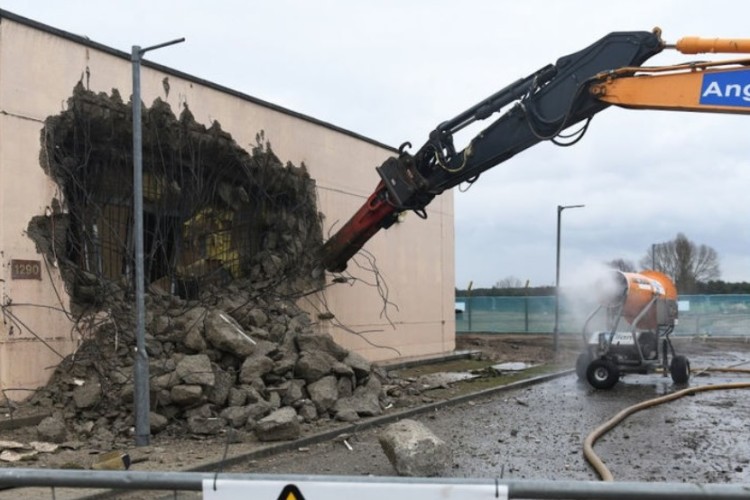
left=35, top=82, right=323, bottom=309
left=10, top=86, right=415, bottom=439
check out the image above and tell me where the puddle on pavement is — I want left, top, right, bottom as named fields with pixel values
left=597, top=352, right=750, bottom=397
left=492, top=362, right=538, bottom=372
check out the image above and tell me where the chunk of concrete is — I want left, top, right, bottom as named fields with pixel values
left=378, top=419, right=452, bottom=477
left=72, top=379, right=101, bottom=409
left=175, top=354, right=215, bottom=386
left=37, top=415, right=68, bottom=444
left=239, top=355, right=274, bottom=384
left=205, top=309, right=256, bottom=357
left=294, top=351, right=336, bottom=383
left=170, top=384, right=204, bottom=406
left=295, top=333, right=348, bottom=361
left=255, top=407, right=300, bottom=441
left=306, top=375, right=338, bottom=414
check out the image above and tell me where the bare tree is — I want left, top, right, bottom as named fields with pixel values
left=494, top=276, right=524, bottom=288
left=639, top=233, right=720, bottom=293
left=605, top=258, right=636, bottom=272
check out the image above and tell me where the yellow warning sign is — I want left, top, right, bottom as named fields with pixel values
left=277, top=484, right=305, bottom=500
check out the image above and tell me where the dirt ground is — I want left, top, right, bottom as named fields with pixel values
left=455, top=333, right=581, bottom=364
left=1, top=333, right=749, bottom=498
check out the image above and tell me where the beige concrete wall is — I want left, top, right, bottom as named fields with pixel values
left=0, top=20, right=83, bottom=397
left=0, top=13, right=455, bottom=397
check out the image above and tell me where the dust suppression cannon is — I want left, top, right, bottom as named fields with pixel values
left=576, top=270, right=689, bottom=390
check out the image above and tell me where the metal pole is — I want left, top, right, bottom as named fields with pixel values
left=131, top=37, right=185, bottom=447
left=466, top=281, right=473, bottom=333
left=553, top=204, right=584, bottom=352
left=524, top=279, right=530, bottom=333
left=131, top=45, right=149, bottom=447
left=553, top=206, right=562, bottom=352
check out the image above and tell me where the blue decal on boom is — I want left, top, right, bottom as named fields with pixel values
left=700, top=69, right=750, bottom=107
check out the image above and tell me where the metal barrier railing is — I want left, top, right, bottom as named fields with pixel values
left=0, top=469, right=749, bottom=499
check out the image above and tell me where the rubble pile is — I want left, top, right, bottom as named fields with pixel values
left=15, top=83, right=429, bottom=452
left=26, top=281, right=394, bottom=446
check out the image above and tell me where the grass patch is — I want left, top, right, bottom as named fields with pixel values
left=392, top=358, right=491, bottom=378
left=424, top=363, right=565, bottom=399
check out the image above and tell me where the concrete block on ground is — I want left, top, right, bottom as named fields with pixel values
left=378, top=419, right=452, bottom=477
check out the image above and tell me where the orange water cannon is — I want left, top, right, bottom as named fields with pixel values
left=580, top=270, right=686, bottom=389
left=596, top=270, right=678, bottom=330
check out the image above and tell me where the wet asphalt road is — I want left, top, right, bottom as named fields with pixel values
left=241, top=348, right=750, bottom=483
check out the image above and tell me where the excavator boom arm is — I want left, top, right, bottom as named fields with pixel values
left=591, top=60, right=750, bottom=114
left=320, top=29, right=750, bottom=273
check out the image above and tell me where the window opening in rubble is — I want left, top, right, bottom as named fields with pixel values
left=34, top=83, right=324, bottom=308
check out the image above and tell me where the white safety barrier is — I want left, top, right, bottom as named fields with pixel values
left=0, top=470, right=750, bottom=499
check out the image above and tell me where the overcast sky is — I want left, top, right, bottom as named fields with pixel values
left=3, top=1, right=749, bottom=288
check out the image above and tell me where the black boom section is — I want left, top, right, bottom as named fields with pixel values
left=377, top=30, right=664, bottom=210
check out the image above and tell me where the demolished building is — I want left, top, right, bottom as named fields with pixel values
left=0, top=9, right=456, bottom=401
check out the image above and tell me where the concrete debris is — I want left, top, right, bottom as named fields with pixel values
left=295, top=351, right=337, bottom=383
left=36, top=414, right=68, bottom=444
left=219, top=406, right=252, bottom=428
left=187, top=416, right=224, bottom=436
left=60, top=441, right=86, bottom=452
left=239, top=355, right=275, bottom=384
left=205, top=310, right=257, bottom=356
left=0, top=440, right=26, bottom=450
left=72, top=378, right=102, bottom=409
left=255, top=407, right=301, bottom=442
left=0, top=449, right=38, bottom=462
left=344, top=351, right=372, bottom=380
left=17, top=280, right=441, bottom=449
left=307, top=375, right=339, bottom=415
left=334, top=377, right=382, bottom=418
left=12, top=85, right=454, bottom=454
left=149, top=412, right=169, bottom=434
left=296, top=333, right=349, bottom=360
left=30, top=441, right=59, bottom=453
left=334, top=408, right=359, bottom=422
left=378, top=419, right=452, bottom=477
left=20, top=166, right=437, bottom=449
left=175, top=354, right=215, bottom=387
left=170, top=385, right=204, bottom=407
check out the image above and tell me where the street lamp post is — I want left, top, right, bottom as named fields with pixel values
left=132, top=37, right=185, bottom=446
left=553, top=204, right=585, bottom=352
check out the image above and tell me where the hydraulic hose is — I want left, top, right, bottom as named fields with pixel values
left=584, top=368, right=750, bottom=481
